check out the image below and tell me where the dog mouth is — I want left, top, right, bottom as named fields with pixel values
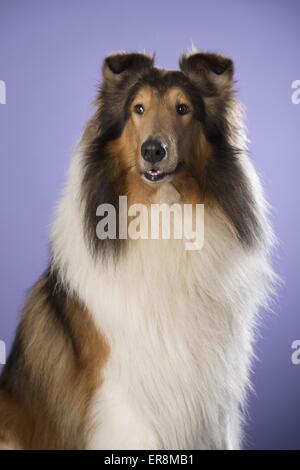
left=141, top=162, right=184, bottom=183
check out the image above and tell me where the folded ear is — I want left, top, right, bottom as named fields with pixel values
left=179, top=52, right=234, bottom=95
left=103, top=52, right=154, bottom=83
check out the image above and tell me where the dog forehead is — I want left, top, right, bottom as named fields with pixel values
left=133, top=83, right=188, bottom=103
left=137, top=68, right=188, bottom=91
left=132, top=72, right=190, bottom=106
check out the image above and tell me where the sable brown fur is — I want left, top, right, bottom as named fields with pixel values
left=0, top=271, right=109, bottom=449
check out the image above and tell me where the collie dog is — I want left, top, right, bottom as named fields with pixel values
left=0, top=51, right=274, bottom=450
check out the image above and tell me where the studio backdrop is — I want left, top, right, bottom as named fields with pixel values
left=0, top=0, right=299, bottom=450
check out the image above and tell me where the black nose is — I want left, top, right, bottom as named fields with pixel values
left=141, top=139, right=166, bottom=164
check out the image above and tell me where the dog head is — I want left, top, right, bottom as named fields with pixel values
left=96, top=51, right=234, bottom=186
left=82, top=51, right=262, bottom=254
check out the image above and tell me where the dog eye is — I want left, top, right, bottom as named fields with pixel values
left=176, top=103, right=189, bottom=116
left=134, top=104, right=144, bottom=115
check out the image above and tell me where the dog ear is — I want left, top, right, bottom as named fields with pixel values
left=179, top=52, right=234, bottom=95
left=103, top=52, right=154, bottom=83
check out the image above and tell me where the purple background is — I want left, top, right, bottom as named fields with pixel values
left=0, top=0, right=299, bottom=450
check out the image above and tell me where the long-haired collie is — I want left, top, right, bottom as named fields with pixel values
left=0, top=51, right=274, bottom=450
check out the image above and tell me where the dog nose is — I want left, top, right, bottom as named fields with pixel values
left=141, top=139, right=166, bottom=164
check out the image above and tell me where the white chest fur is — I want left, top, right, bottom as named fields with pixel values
left=83, top=214, right=267, bottom=450
left=51, top=156, right=272, bottom=450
